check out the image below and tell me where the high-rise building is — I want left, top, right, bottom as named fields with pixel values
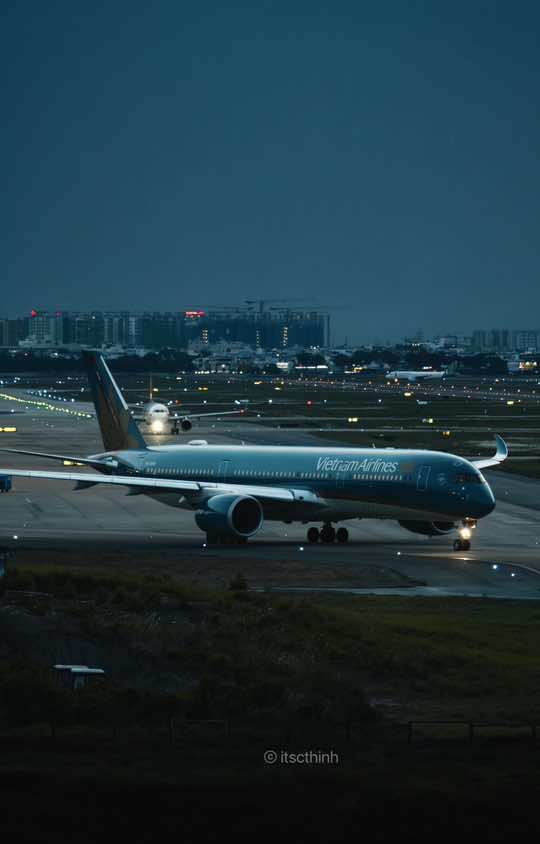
left=472, top=329, right=539, bottom=353
left=182, top=307, right=327, bottom=349
left=512, top=330, right=538, bottom=352
left=25, top=310, right=64, bottom=345
left=0, top=317, right=28, bottom=346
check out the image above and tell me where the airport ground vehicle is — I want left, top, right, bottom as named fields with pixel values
left=0, top=474, right=12, bottom=493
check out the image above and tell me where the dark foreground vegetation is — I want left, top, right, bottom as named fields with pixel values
left=2, top=565, right=540, bottom=839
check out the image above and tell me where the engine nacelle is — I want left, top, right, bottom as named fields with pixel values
left=181, top=418, right=192, bottom=431
left=398, top=520, right=456, bottom=536
left=195, top=494, right=263, bottom=539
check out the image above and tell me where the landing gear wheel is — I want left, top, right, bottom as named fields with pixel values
left=307, top=527, right=320, bottom=544
left=336, top=527, right=349, bottom=544
left=320, top=524, right=336, bottom=544
left=461, top=539, right=470, bottom=551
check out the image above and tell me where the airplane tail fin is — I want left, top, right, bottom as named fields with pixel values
left=81, top=351, right=147, bottom=452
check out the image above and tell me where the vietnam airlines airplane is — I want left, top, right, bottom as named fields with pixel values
left=0, top=353, right=507, bottom=551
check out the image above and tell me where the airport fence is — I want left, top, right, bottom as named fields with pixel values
left=1, top=717, right=540, bottom=749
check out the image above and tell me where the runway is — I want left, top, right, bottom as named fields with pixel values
left=1, top=389, right=540, bottom=599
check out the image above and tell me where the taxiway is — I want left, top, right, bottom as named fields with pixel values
left=0, top=390, right=539, bottom=599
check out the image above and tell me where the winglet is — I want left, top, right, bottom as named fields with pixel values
left=472, top=435, right=508, bottom=470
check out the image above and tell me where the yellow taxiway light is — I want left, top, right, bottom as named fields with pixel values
left=442, top=430, right=451, bottom=437
left=0, top=427, right=17, bottom=433
left=506, top=400, right=515, bottom=406
left=403, top=392, right=412, bottom=397
left=0, top=392, right=92, bottom=418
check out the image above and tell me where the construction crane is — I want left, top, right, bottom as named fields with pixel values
left=244, top=298, right=308, bottom=316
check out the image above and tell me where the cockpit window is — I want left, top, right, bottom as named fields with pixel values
left=454, top=472, right=481, bottom=484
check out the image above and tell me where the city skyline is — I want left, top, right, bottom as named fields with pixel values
left=2, top=306, right=540, bottom=354
left=3, top=303, right=540, bottom=344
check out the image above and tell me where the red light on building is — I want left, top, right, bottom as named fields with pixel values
left=184, top=310, right=206, bottom=319
left=31, top=309, right=39, bottom=317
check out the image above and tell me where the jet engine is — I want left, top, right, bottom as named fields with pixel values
left=398, top=520, right=456, bottom=536
left=195, top=494, right=263, bottom=539
left=180, top=418, right=192, bottom=431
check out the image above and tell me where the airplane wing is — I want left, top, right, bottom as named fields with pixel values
left=128, top=409, right=246, bottom=421
left=170, top=409, right=245, bottom=420
left=0, top=467, right=322, bottom=505
left=0, top=448, right=106, bottom=469
left=471, top=435, right=508, bottom=470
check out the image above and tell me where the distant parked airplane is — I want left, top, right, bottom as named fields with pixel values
left=386, top=370, right=445, bottom=382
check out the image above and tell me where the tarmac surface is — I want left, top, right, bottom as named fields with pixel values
left=0, top=388, right=540, bottom=599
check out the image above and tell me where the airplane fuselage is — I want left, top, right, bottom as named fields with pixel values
left=96, top=443, right=495, bottom=525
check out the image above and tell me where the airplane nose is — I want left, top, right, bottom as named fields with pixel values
left=476, top=482, right=496, bottom=517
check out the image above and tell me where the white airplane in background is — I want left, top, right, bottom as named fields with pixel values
left=130, top=376, right=246, bottom=434
left=386, top=370, right=445, bottom=383
left=131, top=400, right=245, bottom=435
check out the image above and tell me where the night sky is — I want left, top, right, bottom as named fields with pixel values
left=3, top=1, right=539, bottom=343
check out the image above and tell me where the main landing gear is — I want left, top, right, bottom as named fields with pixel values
left=307, top=523, right=349, bottom=544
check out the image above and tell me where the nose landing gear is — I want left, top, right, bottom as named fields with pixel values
left=453, top=520, right=476, bottom=552
left=306, top=523, right=349, bottom=544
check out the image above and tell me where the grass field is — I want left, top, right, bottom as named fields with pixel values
left=3, top=569, right=540, bottom=836
left=4, top=565, right=540, bottom=724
